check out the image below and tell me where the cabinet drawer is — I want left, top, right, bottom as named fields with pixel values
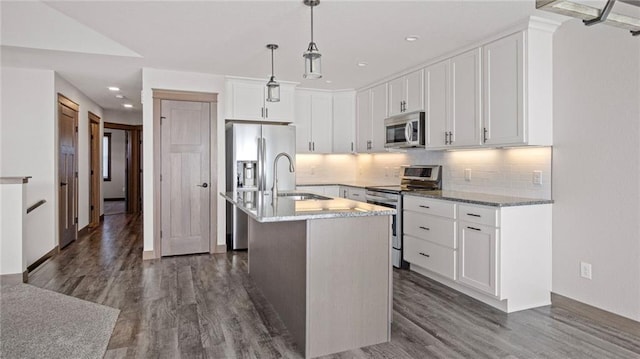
left=404, top=236, right=456, bottom=280
left=458, top=204, right=498, bottom=227
left=403, top=195, right=456, bottom=219
left=403, top=211, right=456, bottom=249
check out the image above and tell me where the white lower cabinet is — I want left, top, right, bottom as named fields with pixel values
left=346, top=187, right=366, bottom=202
left=296, top=185, right=346, bottom=198
left=403, top=194, right=552, bottom=313
left=458, top=222, right=498, bottom=297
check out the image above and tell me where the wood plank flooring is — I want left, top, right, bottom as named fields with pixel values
left=27, top=212, right=640, bottom=359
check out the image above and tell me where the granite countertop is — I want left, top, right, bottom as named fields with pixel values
left=221, top=190, right=395, bottom=223
left=404, top=190, right=553, bottom=207
left=296, top=181, right=391, bottom=189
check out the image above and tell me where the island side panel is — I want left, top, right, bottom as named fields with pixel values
left=248, top=218, right=307, bottom=353
left=307, top=215, right=391, bottom=358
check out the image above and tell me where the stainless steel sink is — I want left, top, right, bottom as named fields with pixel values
left=278, top=192, right=332, bottom=201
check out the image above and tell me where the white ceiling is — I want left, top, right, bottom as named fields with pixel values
left=1, top=1, right=570, bottom=111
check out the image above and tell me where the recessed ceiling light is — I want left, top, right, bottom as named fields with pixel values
left=325, top=80, right=333, bottom=84
left=405, top=35, right=420, bottom=42
left=108, top=86, right=120, bottom=92
left=123, top=104, right=133, bottom=108
left=357, top=62, right=368, bottom=67
left=115, top=94, right=124, bottom=99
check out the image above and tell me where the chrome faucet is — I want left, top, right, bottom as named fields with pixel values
left=272, top=152, right=295, bottom=198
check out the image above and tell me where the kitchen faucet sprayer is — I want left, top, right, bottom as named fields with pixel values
left=272, top=152, right=295, bottom=198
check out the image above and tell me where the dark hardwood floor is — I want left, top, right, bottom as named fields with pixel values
left=104, top=200, right=126, bottom=215
left=28, top=212, right=640, bottom=359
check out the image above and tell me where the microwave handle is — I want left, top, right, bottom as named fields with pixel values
left=405, top=121, right=413, bottom=143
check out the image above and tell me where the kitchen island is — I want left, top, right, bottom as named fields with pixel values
left=222, top=191, right=395, bottom=358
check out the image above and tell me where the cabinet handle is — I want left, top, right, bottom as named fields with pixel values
left=308, top=142, right=311, bottom=151
left=261, top=107, right=265, bottom=118
left=367, top=140, right=372, bottom=150
left=444, top=132, right=449, bottom=145
left=466, top=213, right=481, bottom=217
left=352, top=193, right=360, bottom=197
left=448, top=131, right=453, bottom=144
left=483, top=127, right=488, bottom=143
left=419, top=252, right=430, bottom=258
left=419, top=205, right=430, bottom=209
left=419, top=226, right=430, bottom=231
left=265, top=108, right=269, bottom=118
left=351, top=142, right=354, bottom=152
left=467, top=226, right=481, bottom=231
left=312, top=142, right=315, bottom=151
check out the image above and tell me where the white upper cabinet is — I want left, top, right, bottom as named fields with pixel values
left=294, top=90, right=333, bottom=153
left=424, top=61, right=449, bottom=148
left=483, top=32, right=524, bottom=146
left=356, top=90, right=372, bottom=153
left=389, top=69, right=425, bottom=117
left=332, top=91, right=356, bottom=153
left=450, top=48, right=482, bottom=147
left=370, top=83, right=388, bottom=152
left=226, top=78, right=295, bottom=122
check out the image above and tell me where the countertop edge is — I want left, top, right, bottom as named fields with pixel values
left=403, top=191, right=554, bottom=207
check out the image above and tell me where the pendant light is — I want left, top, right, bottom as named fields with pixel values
left=266, top=44, right=280, bottom=102
left=303, top=0, right=322, bottom=79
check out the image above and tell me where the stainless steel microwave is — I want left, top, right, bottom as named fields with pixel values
left=384, top=111, right=425, bottom=148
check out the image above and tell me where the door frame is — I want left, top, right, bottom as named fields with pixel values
left=88, top=112, right=101, bottom=227
left=57, top=93, right=79, bottom=249
left=152, top=89, right=218, bottom=259
left=103, top=122, right=143, bottom=214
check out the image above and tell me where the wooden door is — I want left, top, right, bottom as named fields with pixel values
left=89, top=113, right=101, bottom=227
left=58, top=95, right=78, bottom=248
left=160, top=100, right=211, bottom=256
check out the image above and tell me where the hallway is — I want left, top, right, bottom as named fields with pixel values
left=26, top=213, right=640, bottom=358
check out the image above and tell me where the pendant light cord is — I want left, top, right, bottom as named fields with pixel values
left=310, top=5, right=314, bottom=43
left=271, top=48, right=275, bottom=76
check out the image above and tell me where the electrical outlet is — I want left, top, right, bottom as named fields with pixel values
left=310, top=167, right=315, bottom=175
left=533, top=170, right=543, bottom=185
left=464, top=168, right=472, bottom=181
left=580, top=262, right=592, bottom=280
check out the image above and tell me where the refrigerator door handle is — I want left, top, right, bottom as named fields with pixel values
left=261, top=137, right=267, bottom=191
left=257, top=137, right=263, bottom=191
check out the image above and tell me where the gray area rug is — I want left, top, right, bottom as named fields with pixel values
left=0, top=284, right=120, bottom=359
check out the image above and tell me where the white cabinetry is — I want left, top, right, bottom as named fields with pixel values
left=295, top=90, right=333, bottom=153
left=424, top=61, right=449, bottom=148
left=332, top=91, right=356, bottom=153
left=297, top=185, right=340, bottom=197
left=356, top=84, right=387, bottom=153
left=226, top=78, right=295, bottom=122
left=388, top=69, right=424, bottom=117
left=403, top=194, right=552, bottom=313
left=450, top=48, right=482, bottom=147
left=346, top=187, right=366, bottom=202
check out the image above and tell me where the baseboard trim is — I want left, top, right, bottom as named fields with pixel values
left=1, top=272, right=27, bottom=285
left=551, top=293, right=640, bottom=334
left=104, top=198, right=125, bottom=201
left=27, top=246, right=58, bottom=273
left=142, top=250, right=157, bottom=260
left=213, top=244, right=227, bottom=254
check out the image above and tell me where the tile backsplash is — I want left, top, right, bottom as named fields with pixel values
left=296, top=147, right=552, bottom=199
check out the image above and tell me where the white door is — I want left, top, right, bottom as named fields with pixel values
left=161, top=100, right=211, bottom=256
left=425, top=61, right=449, bottom=148
left=332, top=91, right=356, bottom=153
left=311, top=92, right=333, bottom=153
left=294, top=91, right=313, bottom=153
left=405, top=69, right=425, bottom=113
left=483, top=32, right=525, bottom=145
left=458, top=222, right=498, bottom=296
left=387, top=76, right=405, bottom=117
left=231, top=80, right=264, bottom=120
left=265, top=84, right=295, bottom=122
left=450, top=48, right=482, bottom=147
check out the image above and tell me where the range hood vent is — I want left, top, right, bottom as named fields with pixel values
left=537, top=0, right=640, bottom=36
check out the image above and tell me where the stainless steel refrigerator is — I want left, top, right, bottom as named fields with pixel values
left=225, top=122, right=296, bottom=250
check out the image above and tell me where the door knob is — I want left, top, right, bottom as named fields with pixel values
left=197, top=183, right=208, bottom=188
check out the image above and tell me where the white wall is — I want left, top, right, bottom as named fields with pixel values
left=104, top=109, right=142, bottom=125
left=0, top=67, right=56, bottom=266
left=553, top=20, right=640, bottom=321
left=141, top=68, right=226, bottom=253
left=103, top=129, right=126, bottom=199
left=55, top=74, right=104, bottom=231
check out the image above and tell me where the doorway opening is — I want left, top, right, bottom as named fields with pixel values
left=102, top=122, right=142, bottom=216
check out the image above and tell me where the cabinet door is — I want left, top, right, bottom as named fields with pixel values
left=332, top=91, right=356, bottom=153
left=323, top=185, right=340, bottom=197
left=483, top=32, right=524, bottom=145
left=405, top=69, right=424, bottom=113
left=297, top=185, right=323, bottom=195
left=311, top=93, right=333, bottom=153
left=458, top=222, right=498, bottom=296
left=347, top=187, right=366, bottom=202
left=450, top=48, right=482, bottom=147
left=294, top=91, right=313, bottom=153
left=230, top=80, right=265, bottom=120
left=339, top=186, right=349, bottom=198
left=356, top=90, right=371, bottom=152
left=425, top=61, right=449, bottom=148
left=265, top=84, right=295, bottom=122
left=388, top=77, right=405, bottom=117
left=370, top=83, right=388, bottom=152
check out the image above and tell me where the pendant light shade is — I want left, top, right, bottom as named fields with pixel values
left=266, top=44, right=280, bottom=102
left=303, top=0, right=322, bottom=79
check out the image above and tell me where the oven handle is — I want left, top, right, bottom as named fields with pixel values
left=366, top=199, right=396, bottom=209
left=365, top=194, right=397, bottom=204
left=405, top=121, right=413, bottom=143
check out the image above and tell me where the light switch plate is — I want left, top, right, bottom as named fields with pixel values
left=533, top=170, right=542, bottom=185
left=464, top=168, right=471, bottom=181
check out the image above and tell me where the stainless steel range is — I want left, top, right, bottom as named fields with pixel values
left=365, top=165, right=442, bottom=268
